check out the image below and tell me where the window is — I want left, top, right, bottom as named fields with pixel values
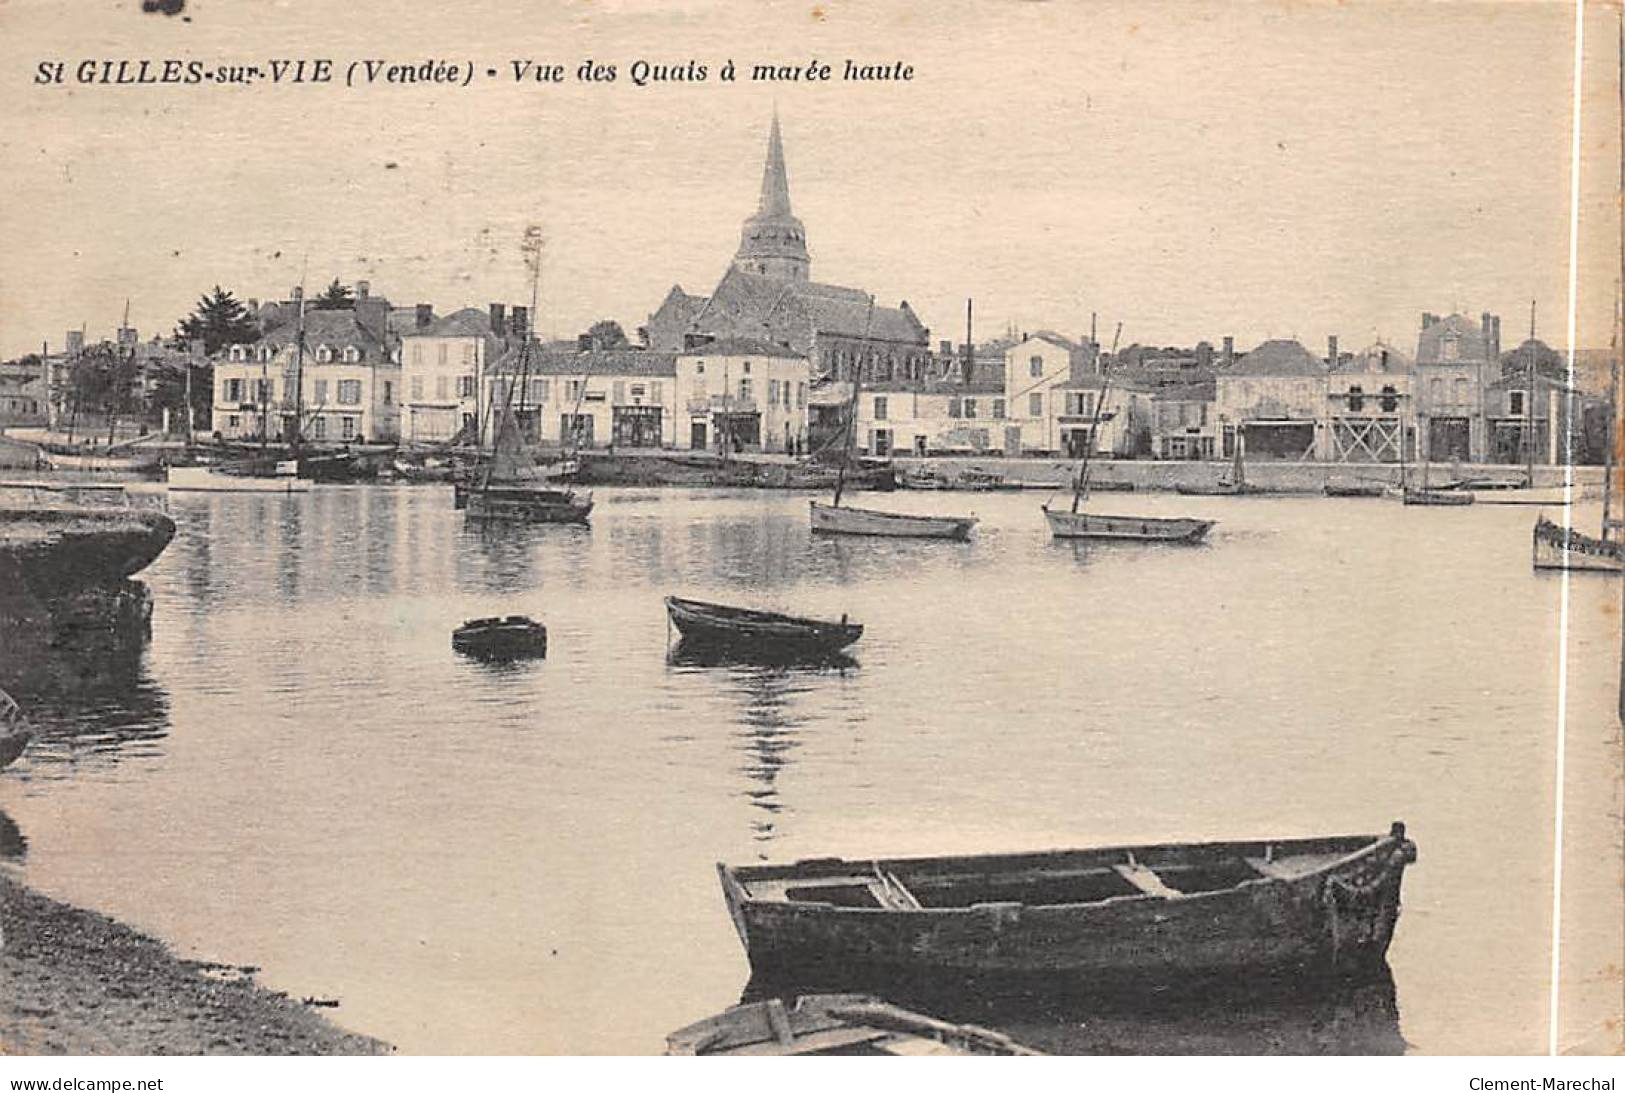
left=412, top=344, right=423, bottom=363
left=382, top=381, right=393, bottom=406
left=1029, top=392, right=1042, bottom=416
left=768, top=379, right=780, bottom=405
left=462, top=343, right=474, bottom=365
left=437, top=344, right=448, bottom=365
left=782, top=381, right=790, bottom=408
left=531, top=378, right=550, bottom=404
left=311, top=415, right=326, bottom=439
left=1430, top=378, right=1444, bottom=401
left=1067, top=391, right=1094, bottom=416
left=992, top=398, right=1005, bottom=419
left=1029, top=354, right=1043, bottom=378
left=964, top=398, right=978, bottom=418
left=435, top=376, right=449, bottom=399
left=344, top=347, right=360, bottom=364
left=613, top=381, right=626, bottom=404
left=230, top=346, right=245, bottom=361
left=1510, top=391, right=1525, bottom=415
left=223, top=378, right=243, bottom=402
left=1380, top=385, right=1397, bottom=413
left=337, top=380, right=362, bottom=405
left=315, top=379, right=329, bottom=404
left=695, top=362, right=705, bottom=374
left=565, top=380, right=582, bottom=402
left=651, top=381, right=663, bottom=403
left=1441, top=335, right=1459, bottom=362
left=227, top=414, right=240, bottom=428
left=1453, top=378, right=1469, bottom=403
left=1347, top=385, right=1364, bottom=412
left=873, top=396, right=888, bottom=420
left=340, top=415, right=356, bottom=440
left=948, top=397, right=962, bottom=419
left=458, top=375, right=475, bottom=398
left=256, top=379, right=273, bottom=404
left=410, top=376, right=423, bottom=399
left=797, top=382, right=805, bottom=408
left=258, top=346, right=272, bottom=362
left=316, top=345, right=332, bottom=364
left=631, top=383, right=647, bottom=399
left=739, top=378, right=752, bottom=402
left=742, top=361, right=751, bottom=374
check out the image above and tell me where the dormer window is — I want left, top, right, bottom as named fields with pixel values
left=344, top=346, right=360, bottom=363
left=230, top=345, right=245, bottom=361
left=1440, top=335, right=1459, bottom=362
left=316, top=345, right=332, bottom=363
left=258, top=346, right=272, bottom=362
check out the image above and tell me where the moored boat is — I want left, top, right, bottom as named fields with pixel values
left=465, top=484, right=594, bottom=524
left=1402, top=488, right=1473, bottom=507
left=166, top=461, right=312, bottom=493
left=1042, top=504, right=1213, bottom=543
left=665, top=595, right=862, bottom=655
left=958, top=469, right=1004, bottom=491
left=717, top=823, right=1417, bottom=989
left=0, top=499, right=176, bottom=597
left=1324, top=480, right=1387, bottom=498
left=665, top=994, right=1042, bottom=1056
left=451, top=615, right=548, bottom=659
left=810, top=500, right=976, bottom=540
left=0, top=687, right=31, bottom=771
left=1532, top=516, right=1625, bottom=573
left=901, top=467, right=951, bottom=490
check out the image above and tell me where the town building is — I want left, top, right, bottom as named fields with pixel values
left=1325, top=341, right=1415, bottom=463
left=1150, top=378, right=1219, bottom=460
left=1414, top=311, right=1499, bottom=462
left=1214, top=338, right=1332, bottom=460
left=400, top=305, right=512, bottom=444
left=215, top=285, right=404, bottom=443
left=485, top=345, right=679, bottom=449
left=675, top=338, right=810, bottom=453
left=0, top=354, right=47, bottom=428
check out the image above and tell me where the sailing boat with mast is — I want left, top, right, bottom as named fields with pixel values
left=1042, top=324, right=1214, bottom=543
left=1533, top=294, right=1624, bottom=571
left=464, top=228, right=594, bottom=525
left=809, top=297, right=977, bottom=540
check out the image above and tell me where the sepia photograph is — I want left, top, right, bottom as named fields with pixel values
left=0, top=0, right=1620, bottom=1075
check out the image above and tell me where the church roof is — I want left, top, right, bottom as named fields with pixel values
left=756, top=112, right=793, bottom=220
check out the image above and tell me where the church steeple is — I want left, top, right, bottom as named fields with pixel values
left=733, top=111, right=810, bottom=282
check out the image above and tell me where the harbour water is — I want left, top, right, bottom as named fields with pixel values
left=0, top=485, right=1619, bottom=1054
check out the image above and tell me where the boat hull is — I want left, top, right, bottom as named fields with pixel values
left=666, top=596, right=861, bottom=654
left=719, top=826, right=1415, bottom=991
left=463, top=486, right=593, bottom=523
left=809, top=501, right=976, bottom=540
left=166, top=466, right=312, bottom=493
left=1324, top=483, right=1387, bottom=498
left=1043, top=507, right=1213, bottom=543
left=452, top=617, right=548, bottom=659
left=1532, top=519, right=1624, bottom=573
left=1402, top=489, right=1473, bottom=506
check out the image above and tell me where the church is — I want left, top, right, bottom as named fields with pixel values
left=644, top=114, right=943, bottom=385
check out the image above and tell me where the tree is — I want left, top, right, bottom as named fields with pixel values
left=585, top=319, right=629, bottom=349
left=174, top=286, right=260, bottom=356
left=312, top=278, right=354, bottom=311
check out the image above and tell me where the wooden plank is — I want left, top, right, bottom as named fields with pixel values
left=1112, top=863, right=1183, bottom=898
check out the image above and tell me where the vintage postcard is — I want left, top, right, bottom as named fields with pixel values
left=0, top=0, right=1620, bottom=1073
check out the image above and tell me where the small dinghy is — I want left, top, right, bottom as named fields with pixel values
left=718, top=822, right=1416, bottom=990
left=665, top=994, right=1041, bottom=1056
left=665, top=596, right=862, bottom=656
left=1, top=688, right=33, bottom=770
left=451, top=615, right=548, bottom=660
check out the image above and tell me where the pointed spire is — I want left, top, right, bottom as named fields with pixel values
left=757, top=110, right=793, bottom=217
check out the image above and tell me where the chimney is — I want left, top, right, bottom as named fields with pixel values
left=292, top=285, right=303, bottom=303
left=356, top=280, right=370, bottom=302
left=1421, top=312, right=1437, bottom=330
left=577, top=334, right=592, bottom=351
left=415, top=303, right=433, bottom=330
left=1221, top=335, right=1234, bottom=367
left=66, top=330, right=84, bottom=356
left=489, top=303, right=507, bottom=336
left=1491, top=315, right=1502, bottom=361
left=1327, top=335, right=1338, bottom=367
left=1480, top=312, right=1492, bottom=358
left=1195, top=341, right=1213, bottom=369
left=939, top=339, right=952, bottom=356
left=247, top=298, right=259, bottom=313
left=510, top=306, right=530, bottom=339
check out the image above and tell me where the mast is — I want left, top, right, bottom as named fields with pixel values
left=831, top=295, right=875, bottom=508
left=291, top=271, right=307, bottom=457
left=1071, top=322, right=1121, bottom=514
left=1528, top=299, right=1537, bottom=484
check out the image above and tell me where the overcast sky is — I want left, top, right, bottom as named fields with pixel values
left=0, top=0, right=1617, bottom=360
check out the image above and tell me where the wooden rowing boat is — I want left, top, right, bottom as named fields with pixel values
left=451, top=615, right=548, bottom=660
left=665, top=994, right=1041, bottom=1056
left=1, top=688, right=32, bottom=771
left=1324, top=481, right=1387, bottom=498
left=718, top=822, right=1416, bottom=989
left=665, top=596, right=862, bottom=655
left=1532, top=516, right=1624, bottom=573
left=1042, top=505, right=1214, bottom=543
left=1402, top=488, right=1474, bottom=506
left=809, top=501, right=977, bottom=540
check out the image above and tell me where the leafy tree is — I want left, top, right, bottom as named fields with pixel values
left=174, top=286, right=260, bottom=356
left=312, top=278, right=354, bottom=311
left=585, top=319, right=629, bottom=348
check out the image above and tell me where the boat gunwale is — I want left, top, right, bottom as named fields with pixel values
left=665, top=595, right=861, bottom=637
left=719, top=831, right=1403, bottom=917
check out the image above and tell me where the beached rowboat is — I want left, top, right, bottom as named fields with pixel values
left=809, top=501, right=976, bottom=540
left=665, top=994, right=1041, bottom=1056
left=718, top=822, right=1416, bottom=988
left=665, top=596, right=862, bottom=655
left=1042, top=505, right=1213, bottom=543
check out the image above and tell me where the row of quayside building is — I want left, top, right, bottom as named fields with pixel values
left=8, top=114, right=1615, bottom=467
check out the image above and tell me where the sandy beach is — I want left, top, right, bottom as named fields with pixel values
left=0, top=874, right=390, bottom=1055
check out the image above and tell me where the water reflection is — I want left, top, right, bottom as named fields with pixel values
left=0, top=580, right=169, bottom=773
left=741, top=962, right=1405, bottom=1055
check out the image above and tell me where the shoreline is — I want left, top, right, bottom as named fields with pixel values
left=0, top=873, right=391, bottom=1055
